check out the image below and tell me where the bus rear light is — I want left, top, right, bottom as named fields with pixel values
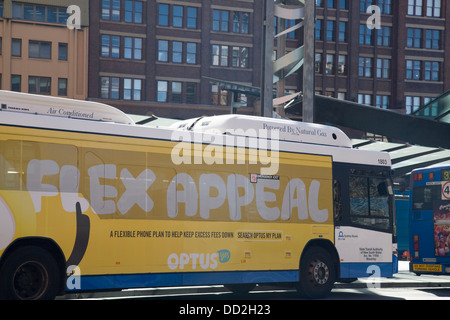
left=414, top=173, right=423, bottom=181
left=414, top=235, right=420, bottom=259
left=429, top=172, right=435, bottom=181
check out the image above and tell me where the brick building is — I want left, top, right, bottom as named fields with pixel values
left=0, top=0, right=89, bottom=99
left=88, top=0, right=304, bottom=119
left=314, top=0, right=450, bottom=114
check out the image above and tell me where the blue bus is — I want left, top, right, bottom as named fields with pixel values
left=410, top=165, right=450, bottom=275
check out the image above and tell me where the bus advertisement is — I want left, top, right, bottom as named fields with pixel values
left=0, top=91, right=397, bottom=299
left=410, top=165, right=450, bottom=275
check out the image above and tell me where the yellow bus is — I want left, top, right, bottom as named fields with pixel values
left=0, top=91, right=396, bottom=299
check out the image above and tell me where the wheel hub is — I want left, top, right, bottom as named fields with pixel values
left=13, top=262, right=48, bottom=300
left=312, top=260, right=330, bottom=285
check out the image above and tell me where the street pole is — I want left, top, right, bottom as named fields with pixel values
left=302, top=0, right=315, bottom=123
left=261, top=0, right=275, bottom=118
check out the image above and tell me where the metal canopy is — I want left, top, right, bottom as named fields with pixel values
left=311, top=95, right=450, bottom=150
left=353, top=140, right=450, bottom=177
left=413, top=89, right=450, bottom=123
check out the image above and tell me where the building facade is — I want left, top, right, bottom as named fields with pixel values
left=314, top=0, right=450, bottom=114
left=0, top=0, right=89, bottom=100
left=88, top=0, right=302, bottom=119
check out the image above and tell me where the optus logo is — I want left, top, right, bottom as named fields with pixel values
left=168, top=250, right=231, bottom=270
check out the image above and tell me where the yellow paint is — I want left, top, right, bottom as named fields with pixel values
left=0, top=124, right=334, bottom=276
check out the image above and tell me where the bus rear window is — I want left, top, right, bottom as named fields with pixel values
left=412, top=185, right=441, bottom=211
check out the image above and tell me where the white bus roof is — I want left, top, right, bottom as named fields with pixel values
left=170, top=114, right=353, bottom=148
left=0, top=90, right=135, bottom=125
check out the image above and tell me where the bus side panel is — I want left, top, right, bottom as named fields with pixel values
left=0, top=126, right=337, bottom=293
left=335, top=226, right=394, bottom=278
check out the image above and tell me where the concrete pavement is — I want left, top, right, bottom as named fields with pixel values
left=335, top=261, right=450, bottom=289
left=59, top=261, right=450, bottom=299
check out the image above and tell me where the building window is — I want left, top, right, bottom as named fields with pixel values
left=359, top=24, right=373, bottom=45
left=124, top=0, right=142, bottom=23
left=315, top=53, right=322, bottom=73
left=407, top=28, right=422, bottom=48
left=58, top=43, right=68, bottom=60
left=102, top=0, right=120, bottom=21
left=338, top=55, right=347, bottom=74
left=376, top=95, right=390, bottom=109
left=360, top=0, right=372, bottom=12
left=211, top=84, right=228, bottom=106
left=12, top=2, right=68, bottom=24
left=425, top=29, right=440, bottom=49
left=379, top=0, right=392, bottom=14
left=338, top=22, right=347, bottom=42
left=158, top=4, right=169, bottom=26
left=406, top=60, right=421, bottom=80
left=232, top=46, right=249, bottom=68
left=212, top=45, right=228, bottom=66
left=377, top=26, right=391, bottom=46
left=186, top=83, right=197, bottom=104
left=157, top=81, right=198, bottom=104
left=11, top=75, right=21, bottom=92
left=101, top=35, right=120, bottom=58
left=358, top=94, right=372, bottom=106
left=58, top=78, right=67, bottom=96
left=424, top=61, right=439, bottom=81
left=171, top=82, right=182, bottom=103
left=158, top=40, right=168, bottom=62
left=376, top=58, right=391, bottom=79
left=187, top=7, right=197, bottom=29
left=326, top=21, right=335, bottom=41
left=173, top=5, right=183, bottom=28
left=233, top=12, right=250, bottom=34
left=124, top=78, right=142, bottom=100
left=213, top=10, right=229, bottom=32
left=11, top=38, right=21, bottom=57
left=186, top=42, right=197, bottom=64
left=172, top=41, right=183, bottom=63
left=124, top=37, right=142, bottom=60
left=315, top=20, right=322, bottom=40
left=359, top=57, right=373, bottom=77
left=28, top=76, right=51, bottom=95
left=326, top=54, right=334, bottom=74
left=406, top=96, right=421, bottom=114
left=157, top=81, right=168, bottom=102
left=100, top=77, right=119, bottom=99
left=29, top=40, right=51, bottom=59
left=408, top=0, right=423, bottom=16
left=426, top=0, right=441, bottom=17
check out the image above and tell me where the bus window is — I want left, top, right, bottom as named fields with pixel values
left=333, top=179, right=342, bottom=222
left=349, top=175, right=391, bottom=230
left=412, top=185, right=441, bottom=211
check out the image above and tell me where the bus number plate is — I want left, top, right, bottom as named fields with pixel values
left=413, top=264, right=442, bottom=273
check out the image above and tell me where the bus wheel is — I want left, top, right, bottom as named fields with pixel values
left=0, top=246, right=60, bottom=300
left=297, top=247, right=335, bottom=299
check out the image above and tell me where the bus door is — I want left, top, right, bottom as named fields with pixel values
left=333, top=164, right=395, bottom=279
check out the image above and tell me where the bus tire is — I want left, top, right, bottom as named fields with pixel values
left=0, top=246, right=60, bottom=300
left=297, top=246, right=335, bottom=299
